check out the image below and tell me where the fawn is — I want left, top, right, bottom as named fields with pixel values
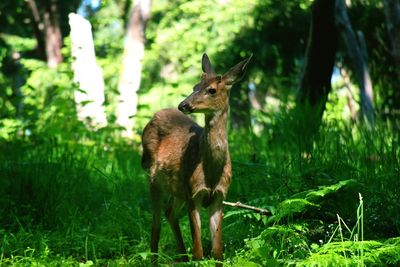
left=141, top=53, right=251, bottom=266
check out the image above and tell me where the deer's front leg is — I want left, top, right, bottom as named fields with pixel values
left=209, top=192, right=224, bottom=266
left=188, top=189, right=209, bottom=260
left=189, top=202, right=203, bottom=260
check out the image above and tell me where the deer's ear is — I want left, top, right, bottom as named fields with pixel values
left=223, top=55, right=252, bottom=85
left=202, top=53, right=214, bottom=74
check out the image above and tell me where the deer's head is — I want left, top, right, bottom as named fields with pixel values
left=178, top=53, right=251, bottom=115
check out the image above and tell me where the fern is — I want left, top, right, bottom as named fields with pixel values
left=299, top=239, right=400, bottom=266
left=298, top=195, right=400, bottom=266
left=230, top=187, right=400, bottom=267
left=269, top=179, right=356, bottom=223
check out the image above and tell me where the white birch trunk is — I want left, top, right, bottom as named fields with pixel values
left=116, top=0, right=151, bottom=137
left=69, top=13, right=107, bottom=128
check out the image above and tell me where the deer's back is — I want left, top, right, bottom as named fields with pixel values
left=141, top=108, right=203, bottom=198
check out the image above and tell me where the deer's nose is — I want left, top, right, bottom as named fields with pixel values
left=178, top=101, right=192, bottom=114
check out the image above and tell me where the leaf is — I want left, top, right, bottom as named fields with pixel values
left=305, top=179, right=357, bottom=202
left=79, top=260, right=93, bottom=267
left=272, top=198, right=319, bottom=221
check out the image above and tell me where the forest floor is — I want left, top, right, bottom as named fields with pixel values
left=1, top=121, right=400, bottom=266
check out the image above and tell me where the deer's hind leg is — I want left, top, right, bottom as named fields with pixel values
left=150, top=183, right=162, bottom=264
left=165, top=197, right=188, bottom=261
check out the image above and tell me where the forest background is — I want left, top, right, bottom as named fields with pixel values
left=1, top=0, right=400, bottom=266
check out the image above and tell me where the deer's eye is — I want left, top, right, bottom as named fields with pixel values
left=207, top=88, right=217, bottom=95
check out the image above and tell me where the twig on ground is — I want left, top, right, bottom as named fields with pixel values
left=223, top=201, right=271, bottom=215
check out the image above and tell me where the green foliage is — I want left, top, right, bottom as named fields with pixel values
left=20, top=58, right=82, bottom=137
left=0, top=139, right=150, bottom=265
left=242, top=224, right=309, bottom=264
left=230, top=189, right=400, bottom=266
left=0, top=35, right=34, bottom=128
left=136, top=0, right=313, bottom=130
left=136, top=0, right=262, bottom=129
left=1, top=113, right=400, bottom=266
left=0, top=1, right=34, bottom=37
left=1, top=34, right=36, bottom=51
left=1, top=0, right=400, bottom=266
left=299, top=238, right=400, bottom=266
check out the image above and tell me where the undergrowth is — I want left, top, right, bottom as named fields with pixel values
left=0, top=118, right=399, bottom=266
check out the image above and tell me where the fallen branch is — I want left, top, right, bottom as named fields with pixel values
left=223, top=201, right=271, bottom=216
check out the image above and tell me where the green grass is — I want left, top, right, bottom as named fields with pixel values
left=0, top=117, right=399, bottom=266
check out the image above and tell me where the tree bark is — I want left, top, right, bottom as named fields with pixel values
left=298, top=0, right=337, bottom=108
left=116, top=0, right=151, bottom=137
left=26, top=0, right=63, bottom=68
left=383, top=0, right=400, bottom=112
left=335, top=0, right=374, bottom=125
left=43, top=0, right=63, bottom=68
left=69, top=13, right=107, bottom=128
left=26, top=0, right=46, bottom=61
left=339, top=65, right=358, bottom=122
left=297, top=0, right=337, bottom=143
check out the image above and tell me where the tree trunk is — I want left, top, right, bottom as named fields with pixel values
left=297, top=0, right=337, bottom=144
left=298, top=0, right=337, bottom=108
left=43, top=0, right=63, bottom=68
left=69, top=13, right=107, bottom=128
left=26, top=0, right=63, bottom=68
left=116, top=0, right=151, bottom=137
left=335, top=0, right=374, bottom=125
left=383, top=0, right=400, bottom=112
left=339, top=65, right=358, bottom=122
left=26, top=0, right=46, bottom=61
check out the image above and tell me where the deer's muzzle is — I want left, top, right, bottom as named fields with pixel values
left=178, top=101, right=193, bottom=114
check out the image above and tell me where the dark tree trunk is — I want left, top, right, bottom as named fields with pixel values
left=383, top=0, right=400, bottom=77
left=43, top=0, right=63, bottom=67
left=296, top=0, right=337, bottom=144
left=383, top=0, right=400, bottom=113
left=26, top=0, right=46, bottom=61
left=26, top=0, right=63, bottom=68
left=298, top=0, right=337, bottom=110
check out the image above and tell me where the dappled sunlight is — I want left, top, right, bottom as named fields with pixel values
left=1, top=0, right=399, bottom=265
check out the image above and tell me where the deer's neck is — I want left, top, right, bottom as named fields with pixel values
left=202, top=109, right=229, bottom=170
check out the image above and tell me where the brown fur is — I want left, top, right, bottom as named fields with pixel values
left=141, top=53, right=251, bottom=266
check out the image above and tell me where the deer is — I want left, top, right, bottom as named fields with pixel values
left=141, top=53, right=251, bottom=266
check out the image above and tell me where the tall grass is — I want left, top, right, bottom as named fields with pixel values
left=0, top=115, right=399, bottom=266
left=0, top=138, right=152, bottom=265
